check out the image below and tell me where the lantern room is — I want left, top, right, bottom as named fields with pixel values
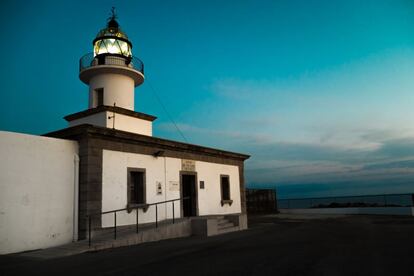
left=93, top=13, right=132, bottom=57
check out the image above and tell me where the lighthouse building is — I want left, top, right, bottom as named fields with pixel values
left=0, top=14, right=249, bottom=255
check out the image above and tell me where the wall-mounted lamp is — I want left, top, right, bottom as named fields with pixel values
left=152, top=150, right=165, bottom=157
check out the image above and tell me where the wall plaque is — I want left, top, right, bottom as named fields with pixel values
left=181, top=159, right=196, bottom=171
left=169, top=181, right=179, bottom=191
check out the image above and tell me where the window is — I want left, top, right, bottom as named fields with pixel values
left=128, top=168, right=146, bottom=205
left=220, top=175, right=233, bottom=206
left=95, top=88, right=104, bottom=107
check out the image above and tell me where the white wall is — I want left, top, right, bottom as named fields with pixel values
left=197, top=162, right=241, bottom=215
left=69, top=111, right=152, bottom=136
left=108, top=113, right=152, bottom=136
left=89, top=73, right=135, bottom=110
left=101, top=150, right=241, bottom=228
left=68, top=112, right=107, bottom=128
left=0, top=131, right=79, bottom=254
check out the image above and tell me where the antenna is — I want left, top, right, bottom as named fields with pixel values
left=146, top=79, right=189, bottom=143
left=108, top=102, right=116, bottom=129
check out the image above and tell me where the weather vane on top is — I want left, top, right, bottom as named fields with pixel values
left=109, top=7, right=117, bottom=21
left=107, top=7, right=119, bottom=28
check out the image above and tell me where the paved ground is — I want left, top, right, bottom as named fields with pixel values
left=2, top=214, right=414, bottom=275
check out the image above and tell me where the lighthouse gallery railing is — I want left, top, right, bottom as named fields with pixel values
left=79, top=52, right=144, bottom=74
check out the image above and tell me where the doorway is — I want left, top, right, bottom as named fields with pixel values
left=181, top=174, right=197, bottom=217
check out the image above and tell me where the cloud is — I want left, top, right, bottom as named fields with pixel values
left=158, top=121, right=414, bottom=196
left=157, top=48, right=414, bottom=197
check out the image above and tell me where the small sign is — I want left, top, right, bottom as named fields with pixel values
left=182, top=159, right=196, bottom=171
left=156, top=181, right=162, bottom=195
left=169, top=181, right=179, bottom=191
left=200, top=181, right=205, bottom=189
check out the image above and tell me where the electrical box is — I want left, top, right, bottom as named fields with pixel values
left=156, top=181, right=162, bottom=195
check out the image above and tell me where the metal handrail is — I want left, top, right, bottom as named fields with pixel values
left=79, top=52, right=144, bottom=74
left=278, top=192, right=414, bottom=202
left=86, top=197, right=189, bottom=247
left=278, top=193, right=414, bottom=209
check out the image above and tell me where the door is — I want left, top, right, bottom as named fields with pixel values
left=182, top=174, right=197, bottom=217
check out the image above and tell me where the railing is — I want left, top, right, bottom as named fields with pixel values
left=86, top=197, right=189, bottom=247
left=278, top=193, right=414, bottom=209
left=79, top=52, right=144, bottom=74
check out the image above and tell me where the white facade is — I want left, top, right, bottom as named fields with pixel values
left=101, top=150, right=241, bottom=228
left=68, top=111, right=152, bottom=136
left=0, top=131, right=79, bottom=254
left=89, top=73, right=135, bottom=110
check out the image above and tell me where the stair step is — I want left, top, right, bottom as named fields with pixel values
left=217, top=226, right=240, bottom=235
left=217, top=222, right=234, bottom=228
left=217, top=218, right=229, bottom=224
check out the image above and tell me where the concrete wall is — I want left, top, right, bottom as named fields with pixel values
left=101, top=150, right=241, bottom=228
left=0, top=131, right=79, bottom=254
left=280, top=207, right=414, bottom=216
left=89, top=73, right=135, bottom=110
left=69, top=112, right=107, bottom=128
left=69, top=111, right=152, bottom=136
left=110, top=113, right=152, bottom=136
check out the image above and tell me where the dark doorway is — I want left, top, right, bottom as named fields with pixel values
left=182, top=174, right=197, bottom=217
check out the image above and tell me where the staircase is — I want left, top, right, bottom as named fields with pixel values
left=191, top=214, right=248, bottom=237
left=216, top=216, right=240, bottom=235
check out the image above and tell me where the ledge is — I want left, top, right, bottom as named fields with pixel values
left=221, top=199, right=233, bottom=206
left=45, top=124, right=250, bottom=161
left=64, top=106, right=157, bottom=122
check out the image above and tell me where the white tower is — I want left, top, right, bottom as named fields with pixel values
left=65, top=10, right=156, bottom=136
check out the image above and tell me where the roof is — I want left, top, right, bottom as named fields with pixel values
left=44, top=124, right=250, bottom=161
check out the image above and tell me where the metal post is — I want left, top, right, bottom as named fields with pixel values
left=88, top=216, right=91, bottom=247
left=114, top=212, right=117, bottom=240
left=172, top=201, right=175, bottom=224
left=136, top=209, right=139, bottom=233
left=156, top=204, right=158, bottom=228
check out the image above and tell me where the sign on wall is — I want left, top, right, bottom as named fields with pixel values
left=169, top=181, right=179, bottom=191
left=156, top=181, right=162, bottom=195
left=181, top=159, right=196, bottom=171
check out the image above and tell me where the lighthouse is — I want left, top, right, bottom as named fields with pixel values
left=0, top=9, right=250, bottom=254
left=65, top=9, right=156, bottom=136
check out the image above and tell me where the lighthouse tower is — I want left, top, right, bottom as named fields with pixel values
left=65, top=10, right=156, bottom=136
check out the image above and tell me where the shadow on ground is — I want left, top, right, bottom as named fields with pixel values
left=1, top=214, right=414, bottom=275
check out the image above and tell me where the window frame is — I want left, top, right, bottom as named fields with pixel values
left=127, top=168, right=147, bottom=211
left=95, top=88, right=104, bottom=107
left=220, top=174, right=233, bottom=206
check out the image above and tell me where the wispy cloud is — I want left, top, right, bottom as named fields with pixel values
left=157, top=48, right=414, bottom=197
left=158, top=120, right=414, bottom=196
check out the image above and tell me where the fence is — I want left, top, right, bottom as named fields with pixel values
left=278, top=193, right=414, bottom=209
left=246, top=188, right=278, bottom=213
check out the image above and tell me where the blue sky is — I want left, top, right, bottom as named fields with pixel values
left=1, top=0, right=414, bottom=198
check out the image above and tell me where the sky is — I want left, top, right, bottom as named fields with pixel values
left=1, top=0, right=414, bottom=199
